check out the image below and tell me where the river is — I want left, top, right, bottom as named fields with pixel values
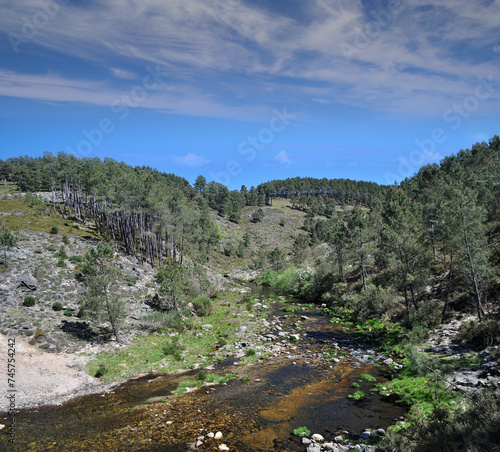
left=0, top=286, right=405, bottom=451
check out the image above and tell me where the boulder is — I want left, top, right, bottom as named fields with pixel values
left=21, top=274, right=38, bottom=290
left=312, top=433, right=324, bottom=442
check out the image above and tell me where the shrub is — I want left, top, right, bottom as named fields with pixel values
left=192, top=295, right=212, bottom=316
left=69, top=255, right=85, bottom=263
left=23, top=296, right=36, bottom=307
left=197, top=369, right=207, bottom=381
left=458, top=319, right=500, bottom=349
left=62, top=233, right=70, bottom=245
left=49, top=225, right=59, bottom=234
left=275, top=265, right=299, bottom=295
left=56, top=258, right=67, bottom=268
left=162, top=338, right=183, bottom=361
left=64, top=310, right=73, bottom=317
left=360, top=374, right=377, bottom=382
left=348, top=390, right=365, bottom=401
left=245, top=348, right=256, bottom=357
left=45, top=245, right=56, bottom=252
left=293, top=426, right=310, bottom=438
left=95, top=364, right=107, bottom=378
left=55, top=245, right=68, bottom=260
left=52, top=301, right=63, bottom=311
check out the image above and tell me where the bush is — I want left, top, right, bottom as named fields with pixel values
left=62, top=233, right=70, bottom=245
left=192, top=295, right=212, bottom=316
left=56, top=258, right=67, bottom=268
left=69, top=255, right=85, bottom=263
left=52, top=301, right=63, bottom=311
left=348, top=390, right=365, bottom=401
left=275, top=265, right=299, bottom=295
left=55, top=245, right=68, bottom=260
left=64, top=310, right=73, bottom=317
left=458, top=319, right=500, bottom=349
left=140, top=311, right=182, bottom=332
left=45, top=245, right=56, bottom=252
left=23, top=296, right=36, bottom=307
left=162, top=338, right=184, bottom=361
left=49, top=225, right=59, bottom=234
left=293, top=426, right=310, bottom=438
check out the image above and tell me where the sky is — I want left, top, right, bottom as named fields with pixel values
left=0, top=0, right=499, bottom=190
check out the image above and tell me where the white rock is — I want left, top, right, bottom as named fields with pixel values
left=302, top=438, right=311, bottom=445
left=312, top=433, right=325, bottom=442
left=207, top=432, right=215, bottom=438
left=195, top=440, right=203, bottom=447
left=219, top=444, right=229, bottom=451
left=214, top=431, right=223, bottom=439
left=0, top=424, right=5, bottom=430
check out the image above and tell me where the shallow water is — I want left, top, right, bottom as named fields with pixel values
left=0, top=297, right=405, bottom=451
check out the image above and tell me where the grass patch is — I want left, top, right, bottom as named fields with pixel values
left=360, top=373, right=377, bottom=382
left=348, top=390, right=365, bottom=401
left=86, top=291, right=266, bottom=382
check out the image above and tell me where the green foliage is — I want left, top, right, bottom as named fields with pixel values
left=348, top=390, right=365, bottom=401
left=0, top=224, right=17, bottom=266
left=352, top=382, right=360, bottom=388
left=251, top=208, right=265, bottom=223
left=80, top=242, right=125, bottom=343
left=94, top=364, right=107, bottom=379
left=192, top=295, right=212, bottom=316
left=56, top=257, right=67, bottom=268
left=62, top=233, right=70, bottom=245
left=49, top=225, right=59, bottom=234
left=154, top=258, right=186, bottom=314
left=360, top=374, right=377, bottom=382
left=458, top=319, right=500, bottom=349
left=55, top=245, right=68, bottom=259
left=293, top=426, right=310, bottom=438
left=52, top=301, right=63, bottom=311
left=245, top=348, right=256, bottom=357
left=23, top=296, right=36, bottom=307
left=45, top=245, right=56, bottom=252
left=64, top=310, right=73, bottom=317
left=240, top=376, right=251, bottom=382
left=68, top=254, right=85, bottom=263
left=162, top=337, right=184, bottom=361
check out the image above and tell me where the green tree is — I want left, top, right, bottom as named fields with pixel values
left=0, top=224, right=17, bottom=267
left=327, top=216, right=350, bottom=283
left=154, top=258, right=186, bottom=314
left=380, top=189, right=430, bottom=318
left=80, top=242, right=125, bottom=343
left=442, top=186, right=492, bottom=321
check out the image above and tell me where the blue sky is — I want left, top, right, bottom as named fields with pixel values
left=0, top=0, right=499, bottom=190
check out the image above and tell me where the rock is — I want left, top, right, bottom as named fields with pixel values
left=218, top=444, right=229, bottom=451
left=290, top=334, right=300, bottom=342
left=201, top=324, right=213, bottom=331
left=307, top=445, right=321, bottom=452
left=302, top=438, right=311, bottom=445
left=5, top=296, right=16, bottom=306
left=370, top=431, right=378, bottom=438
left=207, top=432, right=215, bottom=438
left=360, top=431, right=371, bottom=439
left=365, top=446, right=376, bottom=452
left=324, top=444, right=339, bottom=451
left=383, top=358, right=394, bottom=366
left=214, top=431, right=223, bottom=439
left=376, top=428, right=386, bottom=436
left=21, top=273, right=38, bottom=290
left=334, top=436, right=344, bottom=443
left=312, top=433, right=324, bottom=442
left=0, top=284, right=9, bottom=293
left=301, top=315, right=309, bottom=320
left=0, top=424, right=5, bottom=430
left=195, top=440, right=203, bottom=448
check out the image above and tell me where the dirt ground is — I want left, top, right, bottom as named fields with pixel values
left=0, top=333, right=112, bottom=411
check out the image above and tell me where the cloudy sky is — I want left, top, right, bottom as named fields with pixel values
left=0, top=0, right=499, bottom=188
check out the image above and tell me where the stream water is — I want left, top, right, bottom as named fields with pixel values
left=0, top=286, right=405, bottom=452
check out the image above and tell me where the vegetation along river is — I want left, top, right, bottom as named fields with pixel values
left=1, top=286, right=405, bottom=451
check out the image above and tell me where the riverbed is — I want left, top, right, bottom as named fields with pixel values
left=0, top=294, right=405, bottom=451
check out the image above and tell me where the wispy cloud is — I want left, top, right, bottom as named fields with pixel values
left=275, top=150, right=293, bottom=165
left=174, top=153, right=210, bottom=167
left=0, top=0, right=499, bottom=118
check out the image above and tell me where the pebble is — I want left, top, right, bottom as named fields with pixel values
left=312, top=433, right=324, bottom=442
left=218, top=444, right=229, bottom=451
left=214, top=431, right=223, bottom=439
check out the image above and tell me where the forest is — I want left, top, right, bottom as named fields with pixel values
left=1, top=135, right=499, bottom=450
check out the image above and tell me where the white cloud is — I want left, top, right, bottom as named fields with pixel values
left=0, top=0, right=499, bottom=117
left=275, top=150, right=293, bottom=165
left=174, top=153, right=210, bottom=167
